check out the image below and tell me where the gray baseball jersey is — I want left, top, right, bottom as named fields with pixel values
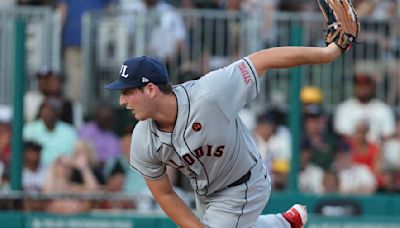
left=129, top=57, right=262, bottom=196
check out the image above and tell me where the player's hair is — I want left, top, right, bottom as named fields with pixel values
left=139, top=83, right=173, bottom=94
left=158, top=83, right=173, bottom=94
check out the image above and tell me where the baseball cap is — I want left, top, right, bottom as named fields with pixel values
left=353, top=74, right=374, bottom=85
left=104, top=56, right=169, bottom=90
left=300, top=86, right=323, bottom=104
left=257, top=111, right=277, bottom=124
left=272, top=160, right=290, bottom=173
left=304, top=104, right=324, bottom=118
left=36, top=65, right=62, bottom=79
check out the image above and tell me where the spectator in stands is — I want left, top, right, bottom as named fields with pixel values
left=103, top=126, right=147, bottom=194
left=43, top=141, right=102, bottom=213
left=301, top=85, right=335, bottom=133
left=271, top=159, right=289, bottom=191
left=321, top=170, right=340, bottom=194
left=43, top=156, right=71, bottom=192
left=105, top=162, right=125, bottom=194
left=100, top=164, right=135, bottom=209
left=241, top=0, right=279, bottom=50
left=302, top=104, right=338, bottom=170
left=79, top=103, right=120, bottom=164
left=334, top=74, right=396, bottom=143
left=118, top=0, right=186, bottom=67
left=334, top=141, right=377, bottom=195
left=347, top=120, right=381, bottom=176
left=43, top=155, right=95, bottom=213
left=43, top=148, right=100, bottom=193
left=56, top=0, right=114, bottom=102
left=23, top=98, right=77, bottom=167
left=298, top=145, right=324, bottom=194
left=254, top=111, right=291, bottom=172
left=69, top=140, right=105, bottom=187
left=382, top=116, right=400, bottom=171
left=24, top=68, right=46, bottom=123
left=0, top=105, right=12, bottom=171
left=300, top=88, right=341, bottom=194
left=144, top=0, right=186, bottom=64
left=24, top=66, right=83, bottom=127
left=22, top=141, right=47, bottom=192
left=22, top=141, right=48, bottom=211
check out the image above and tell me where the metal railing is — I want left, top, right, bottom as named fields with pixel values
left=0, top=7, right=60, bottom=106
left=1, top=7, right=400, bottom=112
left=83, top=9, right=400, bottom=113
left=0, top=190, right=194, bottom=213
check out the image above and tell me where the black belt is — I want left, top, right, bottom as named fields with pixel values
left=227, top=170, right=251, bottom=188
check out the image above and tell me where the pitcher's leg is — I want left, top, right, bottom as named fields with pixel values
left=201, top=162, right=270, bottom=228
left=202, top=181, right=268, bottom=228
left=254, top=214, right=290, bottom=228
left=255, top=204, right=308, bottom=228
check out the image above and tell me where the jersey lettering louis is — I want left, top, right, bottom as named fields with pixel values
left=181, top=145, right=225, bottom=165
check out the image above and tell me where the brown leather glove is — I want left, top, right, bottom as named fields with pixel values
left=318, top=0, right=360, bottom=52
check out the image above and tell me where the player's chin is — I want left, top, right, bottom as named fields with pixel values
left=133, top=112, right=147, bottom=121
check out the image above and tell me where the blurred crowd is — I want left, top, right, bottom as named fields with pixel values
left=0, top=61, right=192, bottom=213
left=3, top=0, right=399, bottom=100
left=243, top=73, right=400, bottom=195
left=1, top=68, right=145, bottom=212
left=0, top=0, right=400, bottom=213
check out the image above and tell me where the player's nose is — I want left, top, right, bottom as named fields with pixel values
left=119, top=94, right=127, bottom=106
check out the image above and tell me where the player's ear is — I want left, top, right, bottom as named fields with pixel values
left=145, top=83, right=157, bottom=97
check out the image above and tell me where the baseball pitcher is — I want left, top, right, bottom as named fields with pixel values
left=105, top=0, right=359, bottom=227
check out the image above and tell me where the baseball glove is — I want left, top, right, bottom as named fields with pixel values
left=318, top=0, right=360, bottom=52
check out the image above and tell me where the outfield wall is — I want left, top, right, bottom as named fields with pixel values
left=1, top=193, right=399, bottom=228
left=0, top=212, right=399, bottom=228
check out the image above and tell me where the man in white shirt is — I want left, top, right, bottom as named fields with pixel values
left=334, top=74, right=395, bottom=143
left=334, top=142, right=377, bottom=194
